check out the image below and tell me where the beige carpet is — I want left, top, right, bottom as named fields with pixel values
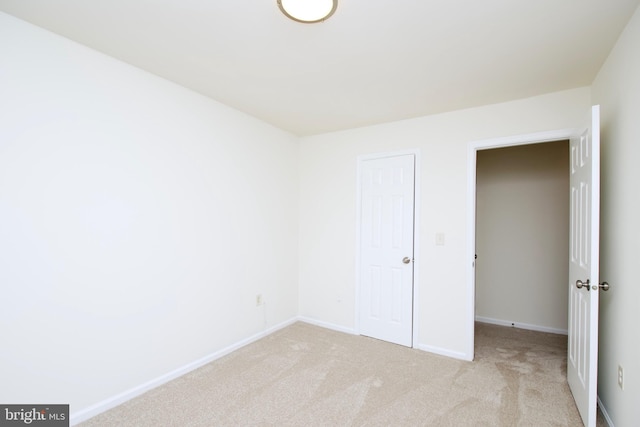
left=80, top=322, right=606, bottom=426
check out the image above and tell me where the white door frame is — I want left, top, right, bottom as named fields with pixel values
left=465, top=129, right=575, bottom=359
left=356, top=148, right=421, bottom=348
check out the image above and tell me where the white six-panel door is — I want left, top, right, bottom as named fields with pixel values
left=358, top=154, right=415, bottom=347
left=568, top=105, right=600, bottom=427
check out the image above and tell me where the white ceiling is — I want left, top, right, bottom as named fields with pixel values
left=1, top=0, right=638, bottom=136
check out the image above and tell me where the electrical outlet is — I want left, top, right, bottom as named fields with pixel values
left=618, top=365, right=624, bottom=390
left=256, top=294, right=264, bottom=306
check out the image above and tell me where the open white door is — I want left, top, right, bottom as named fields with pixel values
left=568, top=105, right=600, bottom=427
left=359, top=154, right=415, bottom=347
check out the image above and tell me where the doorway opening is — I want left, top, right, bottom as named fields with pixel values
left=475, top=141, right=570, bottom=337
left=465, top=129, right=575, bottom=359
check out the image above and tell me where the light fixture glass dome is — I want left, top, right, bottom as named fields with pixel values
left=277, top=0, right=338, bottom=23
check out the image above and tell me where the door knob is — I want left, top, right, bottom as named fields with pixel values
left=402, top=257, right=411, bottom=264
left=599, top=282, right=610, bottom=291
left=576, top=279, right=590, bottom=291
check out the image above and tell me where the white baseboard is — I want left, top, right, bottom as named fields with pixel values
left=417, top=343, right=471, bottom=361
left=475, top=316, right=568, bottom=335
left=70, top=317, right=298, bottom=425
left=598, top=396, right=615, bottom=427
left=297, top=316, right=357, bottom=335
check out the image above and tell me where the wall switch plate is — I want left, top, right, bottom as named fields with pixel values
left=256, top=294, right=264, bottom=306
left=435, top=233, right=445, bottom=246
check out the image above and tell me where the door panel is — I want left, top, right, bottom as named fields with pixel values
left=359, top=154, right=415, bottom=347
left=568, top=105, right=600, bottom=427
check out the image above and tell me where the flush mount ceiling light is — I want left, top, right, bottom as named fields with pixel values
left=277, top=0, right=338, bottom=23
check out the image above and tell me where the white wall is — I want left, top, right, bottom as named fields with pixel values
left=5, top=2, right=638, bottom=422
left=0, top=12, right=299, bottom=421
left=475, top=142, right=569, bottom=333
left=299, top=88, right=591, bottom=359
left=591, top=5, right=640, bottom=426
